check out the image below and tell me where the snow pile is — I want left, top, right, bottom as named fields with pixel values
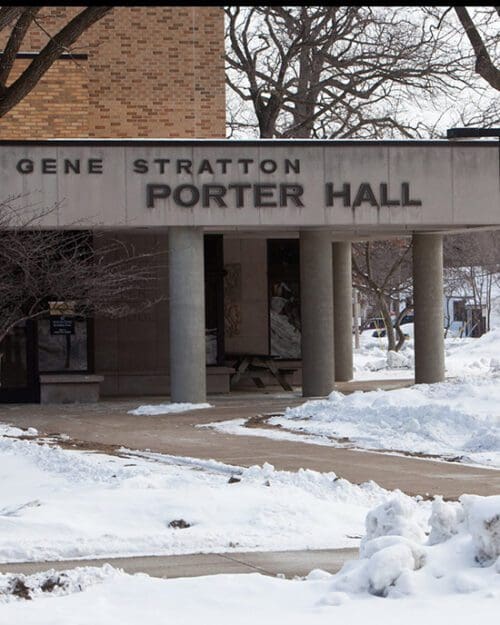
left=0, top=430, right=426, bottom=563
left=0, top=565, right=120, bottom=604
left=0, top=424, right=38, bottom=438
left=445, top=328, right=500, bottom=378
left=128, top=402, right=212, bottom=416
left=354, top=323, right=500, bottom=381
left=255, top=377, right=500, bottom=466
left=324, top=494, right=500, bottom=602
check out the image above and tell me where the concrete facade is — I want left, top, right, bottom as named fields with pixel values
left=0, top=141, right=498, bottom=230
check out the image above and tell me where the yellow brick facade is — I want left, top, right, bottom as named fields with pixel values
left=0, top=7, right=225, bottom=139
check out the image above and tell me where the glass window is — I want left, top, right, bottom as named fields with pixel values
left=38, top=317, right=89, bottom=372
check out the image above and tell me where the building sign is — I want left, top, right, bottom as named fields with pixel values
left=49, top=316, right=75, bottom=336
left=48, top=302, right=76, bottom=336
left=0, top=140, right=498, bottom=229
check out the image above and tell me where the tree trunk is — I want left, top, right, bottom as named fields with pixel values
left=377, top=294, right=396, bottom=351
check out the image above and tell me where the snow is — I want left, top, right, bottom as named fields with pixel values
left=128, top=402, right=212, bottom=415
left=1, top=495, right=500, bottom=625
left=0, top=429, right=425, bottom=563
left=206, top=314, right=500, bottom=468
left=206, top=376, right=500, bottom=467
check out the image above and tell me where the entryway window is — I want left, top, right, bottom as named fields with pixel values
left=267, top=239, right=301, bottom=359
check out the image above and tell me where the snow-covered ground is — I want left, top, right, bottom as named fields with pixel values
left=0, top=425, right=426, bottom=563
left=354, top=325, right=500, bottom=381
left=206, top=318, right=500, bottom=468
left=1, top=494, right=499, bottom=625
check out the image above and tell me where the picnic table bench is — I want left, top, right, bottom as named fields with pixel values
left=226, top=353, right=298, bottom=392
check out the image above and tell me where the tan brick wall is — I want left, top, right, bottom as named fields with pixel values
left=0, top=59, right=89, bottom=139
left=0, top=6, right=225, bottom=139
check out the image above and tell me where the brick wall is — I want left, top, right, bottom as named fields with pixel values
left=0, top=6, right=226, bottom=139
left=0, top=59, right=89, bottom=139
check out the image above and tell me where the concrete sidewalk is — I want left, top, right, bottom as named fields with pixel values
left=0, top=548, right=359, bottom=580
left=1, top=383, right=499, bottom=498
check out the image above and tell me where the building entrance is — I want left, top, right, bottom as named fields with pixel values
left=0, top=321, right=39, bottom=403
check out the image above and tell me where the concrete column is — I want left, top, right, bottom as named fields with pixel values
left=168, top=227, right=206, bottom=402
left=412, top=233, right=445, bottom=384
left=333, top=241, right=353, bottom=381
left=300, top=230, right=335, bottom=397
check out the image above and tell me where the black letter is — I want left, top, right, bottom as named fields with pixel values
left=173, top=184, right=200, bottom=207
left=380, top=183, right=400, bottom=206
left=88, top=159, right=103, bottom=174
left=198, top=159, right=214, bottom=175
left=284, top=159, right=300, bottom=174
left=254, top=184, right=277, bottom=207
left=260, top=159, right=277, bottom=174
left=42, top=158, right=57, bottom=174
left=146, top=184, right=171, bottom=208
left=280, top=184, right=304, bottom=207
left=216, top=159, right=232, bottom=174
left=177, top=160, right=193, bottom=175
left=228, top=183, right=251, bottom=208
left=153, top=159, right=170, bottom=174
left=202, top=184, right=227, bottom=207
left=326, top=183, right=351, bottom=207
left=16, top=159, right=34, bottom=174
left=238, top=158, right=254, bottom=174
left=352, top=183, right=378, bottom=208
left=64, top=159, right=80, bottom=174
left=133, top=159, right=148, bottom=174
left=401, top=182, right=422, bottom=206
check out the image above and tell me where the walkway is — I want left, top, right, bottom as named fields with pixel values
left=1, top=381, right=499, bottom=499
left=0, top=548, right=358, bottom=580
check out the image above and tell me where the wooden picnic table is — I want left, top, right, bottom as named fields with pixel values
left=226, top=353, right=297, bottom=392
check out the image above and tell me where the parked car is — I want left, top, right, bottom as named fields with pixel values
left=363, top=317, right=386, bottom=331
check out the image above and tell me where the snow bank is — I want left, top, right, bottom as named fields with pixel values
left=257, top=377, right=500, bottom=467
left=328, top=493, right=500, bottom=601
left=128, top=402, right=212, bottom=415
left=1, top=497, right=500, bottom=625
left=0, top=430, right=427, bottom=563
left=0, top=564, right=119, bottom=604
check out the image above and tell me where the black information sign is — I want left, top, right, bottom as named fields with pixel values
left=50, top=316, right=75, bottom=336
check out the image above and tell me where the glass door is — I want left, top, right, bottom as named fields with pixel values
left=0, top=321, right=39, bottom=403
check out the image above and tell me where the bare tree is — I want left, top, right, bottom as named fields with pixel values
left=225, top=6, right=469, bottom=139
left=0, top=196, right=166, bottom=345
left=352, top=239, right=413, bottom=352
left=0, top=6, right=112, bottom=117
left=453, top=6, right=500, bottom=92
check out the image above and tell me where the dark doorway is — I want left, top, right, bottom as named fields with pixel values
left=204, top=234, right=225, bottom=365
left=0, top=321, right=39, bottom=403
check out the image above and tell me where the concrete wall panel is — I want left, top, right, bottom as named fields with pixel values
left=1, top=141, right=498, bottom=231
